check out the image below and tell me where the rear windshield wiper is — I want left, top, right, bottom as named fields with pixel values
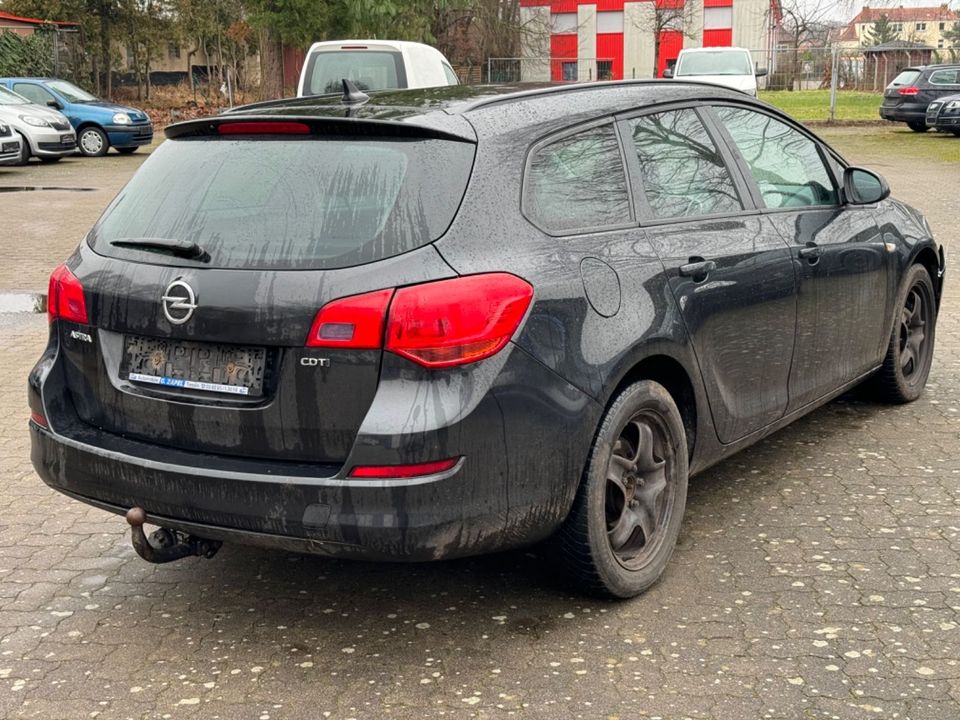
left=109, top=237, right=210, bottom=261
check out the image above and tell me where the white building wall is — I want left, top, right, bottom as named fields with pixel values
left=578, top=4, right=598, bottom=81
left=519, top=5, right=552, bottom=82
left=686, top=0, right=705, bottom=49
left=732, top=0, right=771, bottom=53
left=624, top=1, right=657, bottom=80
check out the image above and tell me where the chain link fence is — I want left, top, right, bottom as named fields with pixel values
left=487, top=57, right=616, bottom=84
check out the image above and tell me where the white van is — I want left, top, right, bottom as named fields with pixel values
left=297, top=40, right=460, bottom=97
left=663, top=47, right=767, bottom=96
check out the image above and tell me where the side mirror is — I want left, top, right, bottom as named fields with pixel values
left=662, top=68, right=674, bottom=79
left=755, top=67, right=768, bottom=77
left=844, top=167, right=890, bottom=205
left=47, top=100, right=63, bottom=110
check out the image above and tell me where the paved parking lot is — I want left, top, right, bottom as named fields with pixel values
left=1, top=129, right=959, bottom=720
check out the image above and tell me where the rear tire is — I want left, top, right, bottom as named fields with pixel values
left=556, top=380, right=688, bottom=599
left=870, top=264, right=937, bottom=403
left=907, top=121, right=929, bottom=133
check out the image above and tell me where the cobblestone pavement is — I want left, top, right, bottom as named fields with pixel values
left=1, top=129, right=958, bottom=720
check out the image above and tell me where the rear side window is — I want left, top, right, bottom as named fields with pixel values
left=304, top=51, right=404, bottom=94
left=929, top=69, right=960, bottom=85
left=627, top=109, right=742, bottom=220
left=716, top=107, right=838, bottom=209
left=890, top=70, right=920, bottom=87
left=89, top=136, right=475, bottom=270
left=524, top=124, right=632, bottom=234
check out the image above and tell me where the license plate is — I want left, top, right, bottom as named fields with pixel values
left=122, top=335, right=266, bottom=397
left=1, top=142, right=16, bottom=153
left=60, top=134, right=73, bottom=145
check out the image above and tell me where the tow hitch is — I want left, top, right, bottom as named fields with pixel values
left=125, top=507, right=222, bottom=564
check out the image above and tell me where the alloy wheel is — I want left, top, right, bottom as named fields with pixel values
left=899, top=285, right=928, bottom=380
left=605, top=412, right=674, bottom=569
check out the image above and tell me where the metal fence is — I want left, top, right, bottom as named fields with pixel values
left=487, top=57, right=616, bottom=84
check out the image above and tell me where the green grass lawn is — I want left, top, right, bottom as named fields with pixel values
left=817, top=125, right=960, bottom=163
left=759, top=90, right=882, bottom=123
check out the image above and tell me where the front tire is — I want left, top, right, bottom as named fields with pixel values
left=871, top=264, right=937, bottom=403
left=78, top=126, right=109, bottom=157
left=907, top=121, right=929, bottom=133
left=556, top=380, right=688, bottom=598
left=15, top=132, right=30, bottom=165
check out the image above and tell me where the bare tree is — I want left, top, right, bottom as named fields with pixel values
left=630, top=1, right=699, bottom=78
left=778, top=0, right=851, bottom=90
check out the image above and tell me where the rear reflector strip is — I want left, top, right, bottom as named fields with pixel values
left=349, top=457, right=461, bottom=479
left=218, top=122, right=311, bottom=135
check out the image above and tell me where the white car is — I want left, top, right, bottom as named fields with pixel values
left=0, top=120, right=22, bottom=165
left=0, top=85, right=76, bottom=164
left=663, top=47, right=767, bottom=97
left=297, top=40, right=459, bottom=97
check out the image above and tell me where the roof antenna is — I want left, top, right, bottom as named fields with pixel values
left=341, top=79, right=369, bottom=106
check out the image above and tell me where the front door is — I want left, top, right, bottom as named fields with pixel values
left=621, top=107, right=797, bottom=444
left=711, top=105, right=891, bottom=411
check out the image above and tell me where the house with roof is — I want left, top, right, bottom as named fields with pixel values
left=517, top=0, right=782, bottom=82
left=0, top=10, right=78, bottom=36
left=837, top=4, right=959, bottom=50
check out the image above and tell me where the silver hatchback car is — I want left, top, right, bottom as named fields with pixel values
left=0, top=85, right=76, bottom=164
left=0, top=121, right=22, bottom=165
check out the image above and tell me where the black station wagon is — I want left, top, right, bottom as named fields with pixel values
left=30, top=81, right=945, bottom=598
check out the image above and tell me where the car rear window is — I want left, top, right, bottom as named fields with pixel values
left=890, top=70, right=920, bottom=87
left=304, top=51, right=404, bottom=94
left=88, top=136, right=475, bottom=270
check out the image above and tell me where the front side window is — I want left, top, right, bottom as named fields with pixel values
left=715, top=106, right=838, bottom=209
left=627, top=109, right=742, bottom=220
left=524, top=124, right=632, bottom=234
left=12, top=83, right=54, bottom=105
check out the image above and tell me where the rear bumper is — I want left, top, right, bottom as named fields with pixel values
left=30, top=342, right=599, bottom=562
left=879, top=105, right=925, bottom=123
left=105, top=124, right=153, bottom=148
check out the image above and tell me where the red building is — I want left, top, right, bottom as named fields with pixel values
left=518, top=0, right=780, bottom=82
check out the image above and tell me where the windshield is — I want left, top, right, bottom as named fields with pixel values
left=47, top=80, right=97, bottom=102
left=89, top=135, right=475, bottom=271
left=304, top=50, right=404, bottom=94
left=0, top=86, right=29, bottom=105
left=676, top=51, right=752, bottom=77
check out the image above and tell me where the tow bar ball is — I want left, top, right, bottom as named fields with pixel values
left=125, top=506, right=222, bottom=564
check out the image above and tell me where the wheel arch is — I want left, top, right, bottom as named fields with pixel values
left=910, top=244, right=944, bottom=308
left=603, top=350, right=704, bottom=464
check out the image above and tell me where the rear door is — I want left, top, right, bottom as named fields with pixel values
left=922, top=67, right=960, bottom=106
left=63, top=121, right=475, bottom=464
left=620, top=105, right=797, bottom=444
left=710, top=104, right=890, bottom=410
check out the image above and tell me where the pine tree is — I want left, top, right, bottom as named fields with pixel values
left=863, top=14, right=899, bottom=47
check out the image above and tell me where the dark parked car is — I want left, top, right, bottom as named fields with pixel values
left=30, top=81, right=945, bottom=598
left=880, top=64, right=960, bottom=131
left=925, top=92, right=960, bottom=135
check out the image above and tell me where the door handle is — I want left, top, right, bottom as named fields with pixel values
left=798, top=243, right=824, bottom=260
left=679, top=259, right=716, bottom=278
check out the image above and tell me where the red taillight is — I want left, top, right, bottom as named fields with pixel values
left=30, top=411, right=48, bottom=428
left=349, top=457, right=461, bottom=479
left=306, top=288, right=393, bottom=348
left=217, top=121, right=311, bottom=135
left=303, top=274, right=533, bottom=368
left=898, top=87, right=920, bottom=96
left=47, top=263, right=88, bottom=324
left=386, top=274, right=533, bottom=368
